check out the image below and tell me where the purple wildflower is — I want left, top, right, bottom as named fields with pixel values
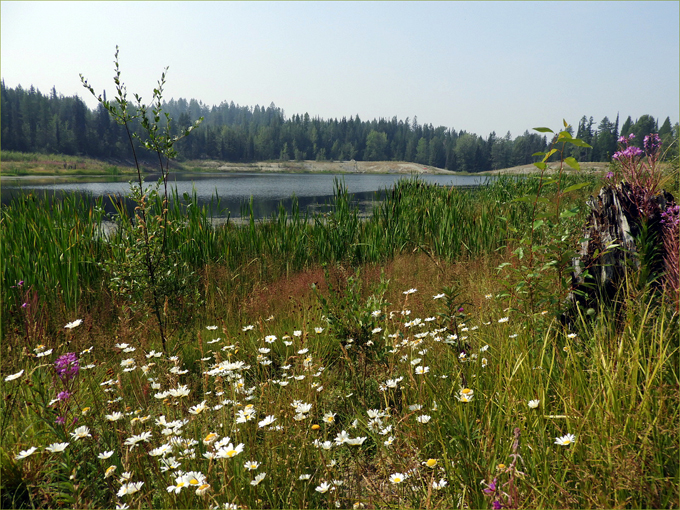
left=55, top=352, right=80, bottom=381
left=661, top=205, right=680, bottom=227
left=644, top=133, right=662, bottom=157
left=483, top=478, right=498, bottom=495
left=57, top=391, right=71, bottom=401
left=492, top=501, right=504, bottom=510
left=606, top=171, right=614, bottom=180
left=458, top=307, right=465, bottom=312
left=55, top=416, right=66, bottom=425
left=612, top=146, right=643, bottom=161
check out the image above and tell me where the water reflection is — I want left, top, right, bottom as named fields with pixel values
left=1, top=172, right=491, bottom=220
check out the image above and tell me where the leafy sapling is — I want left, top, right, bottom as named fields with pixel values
left=80, top=46, right=203, bottom=353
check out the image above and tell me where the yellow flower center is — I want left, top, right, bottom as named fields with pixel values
left=497, top=463, right=506, bottom=470
left=426, top=459, right=437, bottom=468
left=311, top=424, right=320, bottom=430
left=189, top=478, right=199, bottom=485
left=462, top=388, right=472, bottom=394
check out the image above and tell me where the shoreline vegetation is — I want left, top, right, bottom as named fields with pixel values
left=2, top=169, right=678, bottom=509
left=2, top=53, right=677, bottom=507
left=0, top=150, right=612, bottom=180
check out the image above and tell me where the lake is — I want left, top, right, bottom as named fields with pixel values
left=1, top=172, right=492, bottom=220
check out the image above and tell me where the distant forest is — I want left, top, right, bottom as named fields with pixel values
left=1, top=81, right=677, bottom=171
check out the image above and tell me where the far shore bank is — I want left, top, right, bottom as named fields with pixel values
left=1, top=156, right=611, bottom=181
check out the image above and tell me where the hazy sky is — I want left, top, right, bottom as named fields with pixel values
left=2, top=1, right=678, bottom=138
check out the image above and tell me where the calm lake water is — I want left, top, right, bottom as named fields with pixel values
left=1, top=172, right=492, bottom=219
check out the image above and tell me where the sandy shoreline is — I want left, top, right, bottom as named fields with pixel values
left=1, top=159, right=610, bottom=181
left=191, top=159, right=610, bottom=175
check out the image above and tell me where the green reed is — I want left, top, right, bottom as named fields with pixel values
left=1, top=175, right=596, bottom=338
left=1, top=192, right=108, bottom=328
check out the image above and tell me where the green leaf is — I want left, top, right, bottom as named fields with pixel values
left=533, top=219, right=544, bottom=229
left=533, top=127, right=554, bottom=133
left=559, top=209, right=578, bottom=218
left=542, top=148, right=558, bottom=162
left=562, top=182, right=590, bottom=193
left=565, top=138, right=592, bottom=148
left=511, top=196, right=535, bottom=203
left=564, top=157, right=580, bottom=170
left=558, top=130, right=573, bottom=140
left=563, top=119, right=569, bottom=128
left=532, top=151, right=546, bottom=157
left=533, top=162, right=547, bottom=171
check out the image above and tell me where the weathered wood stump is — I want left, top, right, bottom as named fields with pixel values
left=568, top=182, right=675, bottom=311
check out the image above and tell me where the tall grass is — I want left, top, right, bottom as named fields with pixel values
left=1, top=193, right=108, bottom=334
left=1, top=175, right=595, bottom=340
left=2, top=173, right=678, bottom=508
left=1, top=255, right=676, bottom=508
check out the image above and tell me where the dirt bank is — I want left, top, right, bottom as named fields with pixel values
left=189, top=160, right=457, bottom=175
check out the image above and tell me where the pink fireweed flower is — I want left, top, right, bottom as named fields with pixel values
left=54, top=352, right=79, bottom=381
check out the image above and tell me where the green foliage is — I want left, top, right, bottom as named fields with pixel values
left=497, top=121, right=594, bottom=322
left=313, top=265, right=390, bottom=353
left=2, top=264, right=677, bottom=509
left=79, top=46, right=203, bottom=352
left=5, top=80, right=671, bottom=171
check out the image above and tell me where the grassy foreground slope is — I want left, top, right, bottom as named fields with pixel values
left=1, top=174, right=677, bottom=509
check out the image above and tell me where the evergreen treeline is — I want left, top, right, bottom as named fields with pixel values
left=2, top=81, right=676, bottom=171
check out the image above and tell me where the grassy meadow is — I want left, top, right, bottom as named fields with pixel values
left=1, top=172, right=678, bottom=509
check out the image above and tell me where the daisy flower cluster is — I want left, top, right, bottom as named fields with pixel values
left=2, top=295, right=582, bottom=509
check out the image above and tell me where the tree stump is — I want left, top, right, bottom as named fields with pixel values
left=568, top=182, right=675, bottom=310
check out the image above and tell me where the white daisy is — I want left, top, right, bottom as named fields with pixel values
left=315, top=481, right=331, bottom=493
left=389, top=472, right=407, bottom=484
left=554, top=433, right=576, bottom=446
left=45, top=442, right=69, bottom=453
left=117, top=481, right=144, bottom=497
left=64, top=319, right=83, bottom=329
left=250, top=472, right=266, bottom=486
left=15, top=446, right=37, bottom=460
left=244, top=460, right=260, bottom=471
left=4, top=369, right=24, bottom=382
left=70, top=426, right=91, bottom=441
left=258, top=415, right=276, bottom=428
